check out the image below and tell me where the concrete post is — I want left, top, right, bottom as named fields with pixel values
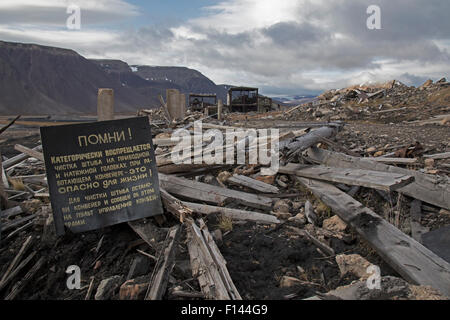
left=97, top=89, right=114, bottom=121
left=217, top=99, right=223, bottom=121
left=166, top=89, right=180, bottom=120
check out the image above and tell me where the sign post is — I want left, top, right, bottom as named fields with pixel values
left=40, top=117, right=163, bottom=235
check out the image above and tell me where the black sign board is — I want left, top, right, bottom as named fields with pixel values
left=40, top=117, right=163, bottom=235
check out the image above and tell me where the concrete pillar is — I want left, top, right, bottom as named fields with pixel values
left=179, top=94, right=186, bottom=119
left=217, top=99, right=223, bottom=121
left=166, top=89, right=180, bottom=120
left=97, top=89, right=114, bottom=121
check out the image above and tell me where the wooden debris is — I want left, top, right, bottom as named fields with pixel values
left=0, top=115, right=21, bottom=136
left=2, top=214, right=37, bottom=233
left=304, top=201, right=318, bottom=226
left=159, top=173, right=273, bottom=210
left=187, top=219, right=242, bottom=300
left=0, top=206, right=23, bottom=218
left=3, top=145, right=43, bottom=169
left=13, top=145, right=44, bottom=162
left=5, top=256, right=45, bottom=300
left=280, top=163, right=414, bottom=192
left=146, top=225, right=181, bottom=300
left=0, top=236, right=33, bottom=289
left=227, top=174, right=279, bottom=194
left=368, top=157, right=418, bottom=165
left=128, top=219, right=161, bottom=249
left=297, top=176, right=450, bottom=297
left=306, top=147, right=450, bottom=210
left=182, top=201, right=280, bottom=225
left=424, top=152, right=450, bottom=160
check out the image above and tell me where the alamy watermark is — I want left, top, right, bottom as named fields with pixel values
left=367, top=5, right=382, bottom=30
left=66, top=4, right=81, bottom=30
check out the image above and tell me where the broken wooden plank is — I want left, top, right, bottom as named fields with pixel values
left=304, top=200, right=318, bottom=226
left=146, top=225, right=181, bottom=300
left=182, top=202, right=280, bottom=225
left=2, top=214, right=37, bottom=233
left=13, top=144, right=44, bottom=162
left=2, top=204, right=25, bottom=216
left=367, top=157, right=418, bottom=165
left=0, top=115, right=21, bottom=136
left=5, top=256, right=45, bottom=300
left=0, top=251, right=36, bottom=292
left=159, top=173, right=273, bottom=210
left=280, top=163, right=414, bottom=192
left=284, top=125, right=342, bottom=158
left=305, top=147, right=450, bottom=210
left=297, top=176, right=450, bottom=297
left=187, top=219, right=241, bottom=300
left=160, top=188, right=193, bottom=223
left=227, top=174, right=279, bottom=194
left=2, top=145, right=43, bottom=169
left=0, top=236, right=32, bottom=289
left=424, top=152, right=450, bottom=160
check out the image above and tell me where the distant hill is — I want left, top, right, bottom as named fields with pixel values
left=0, top=40, right=233, bottom=115
left=0, top=41, right=153, bottom=114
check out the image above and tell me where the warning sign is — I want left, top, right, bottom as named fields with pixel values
left=40, top=117, right=163, bottom=235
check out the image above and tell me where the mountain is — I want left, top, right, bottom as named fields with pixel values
left=0, top=40, right=231, bottom=115
left=130, top=65, right=229, bottom=102
left=0, top=41, right=154, bottom=114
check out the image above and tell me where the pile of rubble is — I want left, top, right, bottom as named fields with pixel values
left=1, top=103, right=450, bottom=301
left=285, top=78, right=450, bottom=123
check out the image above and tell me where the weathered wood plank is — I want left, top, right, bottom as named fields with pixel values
left=5, top=256, right=45, bottom=300
left=159, top=173, right=273, bottom=210
left=187, top=219, right=241, bottom=300
left=368, top=157, right=418, bottom=165
left=280, top=163, right=414, bottom=192
left=13, top=145, right=44, bottom=162
left=305, top=147, right=450, bottom=210
left=2, top=145, right=42, bottom=169
left=424, top=152, right=450, bottom=160
left=297, top=176, right=450, bottom=297
left=146, top=225, right=181, bottom=300
left=182, top=202, right=280, bottom=224
left=227, top=174, right=279, bottom=194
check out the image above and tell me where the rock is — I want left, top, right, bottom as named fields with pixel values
left=288, top=213, right=306, bottom=225
left=280, top=276, right=303, bottom=288
left=323, top=215, right=348, bottom=233
left=335, top=254, right=372, bottom=279
left=217, top=171, right=232, bottom=183
left=127, top=256, right=152, bottom=280
left=374, top=150, right=384, bottom=157
left=95, top=275, right=123, bottom=300
left=255, top=175, right=275, bottom=185
left=441, top=116, right=450, bottom=125
left=291, top=202, right=303, bottom=211
left=274, top=199, right=290, bottom=213
left=424, top=158, right=435, bottom=168
left=211, top=229, right=223, bottom=246
left=366, top=147, right=377, bottom=154
left=423, top=79, right=434, bottom=87
left=119, top=277, right=148, bottom=300
left=324, top=276, right=410, bottom=300
left=304, top=201, right=318, bottom=225
left=154, top=147, right=164, bottom=155
left=272, top=211, right=292, bottom=220
left=204, top=174, right=215, bottom=184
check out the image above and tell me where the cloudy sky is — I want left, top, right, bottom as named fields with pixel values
left=0, top=0, right=449, bottom=96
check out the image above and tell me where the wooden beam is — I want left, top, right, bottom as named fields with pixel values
left=187, top=219, right=241, bottom=300
left=280, top=163, right=414, bottom=192
left=159, top=173, right=273, bottom=210
left=227, top=174, right=279, bottom=194
left=305, top=147, right=450, bottom=210
left=3, top=145, right=43, bottom=169
left=5, top=256, right=45, bottom=300
left=297, top=176, right=450, bottom=297
left=367, top=157, right=418, bottom=165
left=424, top=152, right=450, bottom=160
left=0, top=115, right=21, bottom=136
left=146, top=225, right=181, bottom=300
left=13, top=145, right=44, bottom=162
left=182, top=202, right=280, bottom=224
